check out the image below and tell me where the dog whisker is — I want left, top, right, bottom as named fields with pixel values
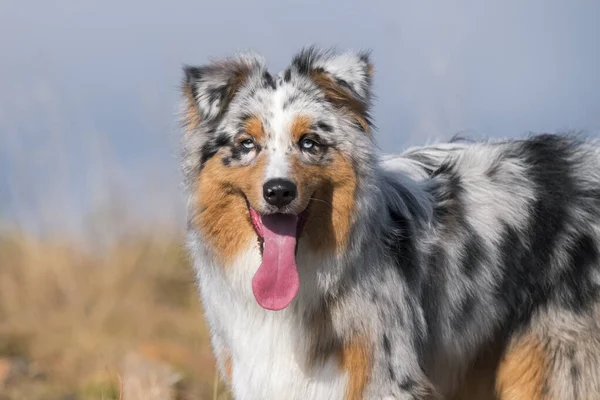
left=308, top=197, right=333, bottom=207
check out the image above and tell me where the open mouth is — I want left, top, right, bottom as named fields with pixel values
left=247, top=205, right=308, bottom=311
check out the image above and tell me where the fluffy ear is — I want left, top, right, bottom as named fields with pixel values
left=181, top=53, right=266, bottom=132
left=289, top=47, right=374, bottom=132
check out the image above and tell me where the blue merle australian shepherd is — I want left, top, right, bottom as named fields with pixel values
left=180, top=47, right=600, bottom=399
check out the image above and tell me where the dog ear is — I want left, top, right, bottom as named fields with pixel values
left=289, top=47, right=374, bottom=132
left=181, top=53, right=266, bottom=133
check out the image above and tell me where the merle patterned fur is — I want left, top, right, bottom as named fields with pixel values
left=181, top=47, right=600, bottom=399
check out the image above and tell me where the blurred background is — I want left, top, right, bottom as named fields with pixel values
left=1, top=0, right=599, bottom=398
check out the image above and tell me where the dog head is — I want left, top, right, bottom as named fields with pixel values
left=181, top=47, right=374, bottom=310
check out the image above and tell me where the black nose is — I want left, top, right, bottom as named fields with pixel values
left=263, top=178, right=297, bottom=208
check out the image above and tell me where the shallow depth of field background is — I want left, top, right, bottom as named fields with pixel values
left=1, top=1, right=599, bottom=399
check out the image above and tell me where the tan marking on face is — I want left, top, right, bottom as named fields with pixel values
left=291, top=115, right=312, bottom=142
left=192, top=155, right=266, bottom=265
left=291, top=149, right=357, bottom=254
left=310, top=70, right=370, bottom=134
left=496, top=334, right=548, bottom=400
left=340, top=336, right=372, bottom=400
left=244, top=115, right=264, bottom=141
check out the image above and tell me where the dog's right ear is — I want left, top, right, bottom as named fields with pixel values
left=288, top=47, right=374, bottom=134
left=181, top=53, right=266, bottom=132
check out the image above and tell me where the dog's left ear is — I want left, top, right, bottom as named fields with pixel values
left=289, top=47, right=374, bottom=132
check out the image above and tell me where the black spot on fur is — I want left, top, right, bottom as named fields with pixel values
left=399, top=377, right=415, bottom=391
left=263, top=71, right=275, bottom=89
left=429, top=162, right=466, bottom=229
left=199, top=132, right=231, bottom=168
left=208, top=85, right=227, bottom=106
left=497, top=224, right=534, bottom=325
left=496, top=135, right=586, bottom=331
left=388, top=365, right=396, bottom=381
left=359, top=51, right=370, bottom=65
left=214, top=133, right=230, bottom=147
left=460, top=233, right=486, bottom=278
left=384, top=206, right=419, bottom=288
left=283, top=68, right=292, bottom=82
left=421, top=244, right=445, bottom=347
left=377, top=325, right=397, bottom=382
left=451, top=291, right=476, bottom=332
left=561, top=234, right=600, bottom=312
left=381, top=176, right=428, bottom=295
left=485, top=161, right=501, bottom=179
left=184, top=66, right=202, bottom=81
left=382, top=334, right=391, bottom=356
left=392, top=302, right=405, bottom=327
left=404, top=154, right=437, bottom=176
left=292, top=47, right=318, bottom=75
left=425, top=160, right=471, bottom=321
left=231, top=144, right=246, bottom=159
left=224, top=141, right=259, bottom=166
left=571, top=363, right=580, bottom=380
left=541, top=379, right=550, bottom=396
left=571, top=364, right=581, bottom=398
left=335, top=78, right=358, bottom=97
left=317, top=121, right=333, bottom=132
left=184, top=66, right=202, bottom=100
left=283, top=94, right=299, bottom=110
left=406, top=298, right=428, bottom=369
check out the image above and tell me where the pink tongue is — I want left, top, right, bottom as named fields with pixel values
left=251, top=214, right=300, bottom=311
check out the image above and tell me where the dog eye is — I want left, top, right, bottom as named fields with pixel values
left=300, top=138, right=318, bottom=151
left=241, top=139, right=255, bottom=149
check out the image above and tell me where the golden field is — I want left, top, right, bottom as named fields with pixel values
left=0, top=224, right=231, bottom=399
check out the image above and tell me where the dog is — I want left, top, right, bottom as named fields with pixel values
left=180, top=47, right=600, bottom=399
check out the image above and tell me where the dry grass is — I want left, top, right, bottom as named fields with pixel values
left=0, top=75, right=233, bottom=398
left=0, top=227, right=231, bottom=399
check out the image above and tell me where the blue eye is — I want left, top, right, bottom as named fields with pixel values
left=241, top=139, right=255, bottom=149
left=301, top=138, right=317, bottom=150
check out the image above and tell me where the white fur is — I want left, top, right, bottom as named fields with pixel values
left=264, top=88, right=293, bottom=181
left=192, top=239, right=348, bottom=400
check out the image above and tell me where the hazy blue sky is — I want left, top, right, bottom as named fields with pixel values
left=1, top=0, right=599, bottom=232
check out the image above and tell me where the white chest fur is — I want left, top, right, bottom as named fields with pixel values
left=194, top=245, right=348, bottom=400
